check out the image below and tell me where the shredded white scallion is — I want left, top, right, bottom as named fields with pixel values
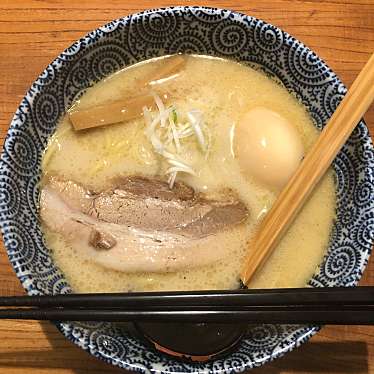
left=152, top=92, right=167, bottom=128
left=178, top=125, right=194, bottom=138
left=168, top=109, right=181, bottom=153
left=144, top=106, right=172, bottom=154
left=166, top=165, right=197, bottom=175
left=168, top=172, right=177, bottom=189
left=144, top=93, right=210, bottom=188
left=187, top=110, right=207, bottom=152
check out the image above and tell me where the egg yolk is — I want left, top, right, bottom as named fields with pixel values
left=234, top=107, right=304, bottom=190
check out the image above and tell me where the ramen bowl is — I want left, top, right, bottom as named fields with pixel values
left=0, top=6, right=373, bottom=373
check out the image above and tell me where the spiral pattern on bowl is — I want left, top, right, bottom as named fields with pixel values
left=0, top=6, right=373, bottom=374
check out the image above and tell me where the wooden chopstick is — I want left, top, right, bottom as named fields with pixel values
left=241, top=53, right=374, bottom=285
left=0, top=287, right=373, bottom=308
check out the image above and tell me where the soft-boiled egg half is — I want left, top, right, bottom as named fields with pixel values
left=234, top=107, right=304, bottom=190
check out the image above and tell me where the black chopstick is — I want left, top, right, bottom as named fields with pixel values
left=0, top=287, right=372, bottom=324
left=0, top=307, right=373, bottom=324
left=0, top=287, right=373, bottom=308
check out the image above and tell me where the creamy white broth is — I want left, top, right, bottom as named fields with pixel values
left=41, top=55, right=336, bottom=292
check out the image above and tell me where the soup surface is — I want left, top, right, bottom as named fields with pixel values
left=41, top=55, right=336, bottom=292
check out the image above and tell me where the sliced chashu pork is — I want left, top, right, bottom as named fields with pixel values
left=46, top=176, right=248, bottom=238
left=40, top=176, right=249, bottom=272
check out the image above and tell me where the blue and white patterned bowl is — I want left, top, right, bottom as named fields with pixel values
left=0, top=6, right=373, bottom=373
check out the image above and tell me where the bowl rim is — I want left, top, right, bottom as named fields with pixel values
left=1, top=5, right=373, bottom=374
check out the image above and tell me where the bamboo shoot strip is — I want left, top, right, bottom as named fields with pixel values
left=69, top=94, right=155, bottom=130
left=141, top=54, right=186, bottom=86
left=68, top=55, right=186, bottom=131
